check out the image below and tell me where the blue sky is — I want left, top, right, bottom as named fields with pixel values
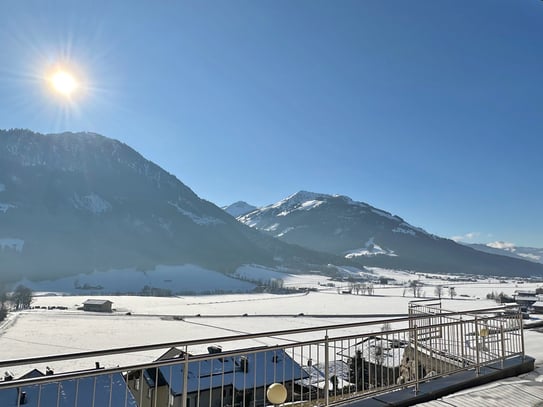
left=1, top=0, right=542, bottom=247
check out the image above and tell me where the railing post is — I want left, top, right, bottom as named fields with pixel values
left=519, top=311, right=526, bottom=361
left=460, top=317, right=465, bottom=367
left=474, top=316, right=480, bottom=376
left=413, top=324, right=419, bottom=394
left=500, top=324, right=506, bottom=369
left=182, top=346, right=189, bottom=407
left=324, top=331, right=329, bottom=406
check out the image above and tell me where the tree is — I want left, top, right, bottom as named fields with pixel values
left=434, top=285, right=443, bottom=299
left=0, top=289, right=8, bottom=321
left=410, top=281, right=422, bottom=298
left=11, top=285, right=33, bottom=310
left=448, top=287, right=457, bottom=300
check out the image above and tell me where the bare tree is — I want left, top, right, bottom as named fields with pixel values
left=410, top=281, right=422, bottom=298
left=11, top=285, right=33, bottom=310
left=448, top=287, right=457, bottom=299
left=434, top=285, right=443, bottom=299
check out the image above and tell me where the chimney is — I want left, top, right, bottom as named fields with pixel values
left=207, top=345, right=222, bottom=354
left=239, top=356, right=249, bottom=372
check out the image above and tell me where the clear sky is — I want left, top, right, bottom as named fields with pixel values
left=1, top=0, right=542, bottom=247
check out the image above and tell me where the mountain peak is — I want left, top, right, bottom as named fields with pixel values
left=222, top=201, right=257, bottom=218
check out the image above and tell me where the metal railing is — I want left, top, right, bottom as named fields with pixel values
left=0, top=303, right=525, bottom=407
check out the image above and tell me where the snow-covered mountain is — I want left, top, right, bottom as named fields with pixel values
left=0, top=130, right=346, bottom=284
left=467, top=242, right=543, bottom=264
left=222, top=201, right=257, bottom=218
left=237, top=191, right=543, bottom=277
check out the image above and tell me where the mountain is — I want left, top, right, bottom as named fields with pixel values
left=237, top=191, right=543, bottom=277
left=222, top=201, right=257, bottom=218
left=467, top=242, right=543, bottom=264
left=0, top=130, right=348, bottom=284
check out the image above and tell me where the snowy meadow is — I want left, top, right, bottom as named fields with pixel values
left=1, top=268, right=542, bottom=379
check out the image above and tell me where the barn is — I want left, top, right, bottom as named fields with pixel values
left=82, top=299, right=113, bottom=313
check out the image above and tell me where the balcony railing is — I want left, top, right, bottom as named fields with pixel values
left=0, top=302, right=525, bottom=407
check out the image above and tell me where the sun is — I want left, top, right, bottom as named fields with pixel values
left=50, top=70, right=78, bottom=96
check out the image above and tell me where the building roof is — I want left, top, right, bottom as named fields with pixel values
left=0, top=372, right=136, bottom=406
left=297, top=360, right=352, bottom=390
left=514, top=295, right=539, bottom=303
left=18, top=369, right=44, bottom=380
left=83, top=299, right=113, bottom=306
left=337, top=336, right=407, bottom=369
left=158, top=349, right=308, bottom=395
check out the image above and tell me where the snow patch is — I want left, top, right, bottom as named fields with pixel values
left=168, top=202, right=224, bottom=226
left=0, top=238, right=24, bottom=252
left=277, top=226, right=295, bottom=237
left=370, top=208, right=397, bottom=221
left=276, top=199, right=324, bottom=217
left=518, top=253, right=541, bottom=262
left=344, top=238, right=397, bottom=258
left=0, top=203, right=15, bottom=213
left=73, top=193, right=111, bottom=214
left=392, top=227, right=416, bottom=236
left=234, top=265, right=289, bottom=283
left=487, top=241, right=516, bottom=251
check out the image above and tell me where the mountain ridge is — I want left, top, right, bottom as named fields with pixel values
left=0, top=129, right=351, bottom=284
left=467, top=242, right=543, bottom=264
left=236, top=191, right=543, bottom=277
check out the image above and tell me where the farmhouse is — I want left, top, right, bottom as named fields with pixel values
left=82, top=299, right=113, bottom=312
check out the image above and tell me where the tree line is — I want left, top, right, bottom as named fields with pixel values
left=0, top=285, right=33, bottom=321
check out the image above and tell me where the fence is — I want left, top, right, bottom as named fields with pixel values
left=0, top=302, right=525, bottom=407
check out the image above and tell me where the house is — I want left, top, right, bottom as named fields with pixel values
left=512, top=290, right=539, bottom=307
left=532, top=300, right=543, bottom=314
left=0, top=369, right=136, bottom=406
left=127, top=347, right=308, bottom=407
left=82, top=299, right=113, bottom=312
left=338, top=336, right=407, bottom=389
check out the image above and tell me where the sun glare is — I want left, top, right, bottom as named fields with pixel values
left=50, top=70, right=78, bottom=96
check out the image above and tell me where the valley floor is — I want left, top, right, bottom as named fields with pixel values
left=1, top=271, right=542, bottom=405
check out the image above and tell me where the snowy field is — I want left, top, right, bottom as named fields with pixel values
left=1, top=269, right=542, bottom=380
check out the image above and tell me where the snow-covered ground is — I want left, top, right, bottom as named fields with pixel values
left=1, top=269, right=542, bottom=384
